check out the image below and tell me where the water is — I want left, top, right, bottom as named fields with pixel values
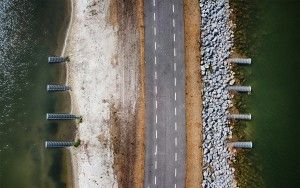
left=231, top=0, right=300, bottom=187
left=0, top=0, right=71, bottom=187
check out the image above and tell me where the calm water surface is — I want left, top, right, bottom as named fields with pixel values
left=0, top=0, right=71, bottom=187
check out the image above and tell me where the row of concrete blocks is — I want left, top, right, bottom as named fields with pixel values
left=228, top=58, right=252, bottom=148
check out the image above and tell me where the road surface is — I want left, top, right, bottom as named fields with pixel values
left=144, top=0, right=186, bottom=187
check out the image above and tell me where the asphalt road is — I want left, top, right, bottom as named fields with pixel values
left=144, top=0, right=186, bottom=187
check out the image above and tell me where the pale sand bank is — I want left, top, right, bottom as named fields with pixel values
left=63, top=0, right=140, bottom=187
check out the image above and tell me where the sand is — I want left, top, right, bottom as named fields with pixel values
left=62, top=0, right=141, bottom=187
left=183, top=0, right=203, bottom=187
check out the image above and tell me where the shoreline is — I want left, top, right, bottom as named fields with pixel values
left=62, top=0, right=141, bottom=187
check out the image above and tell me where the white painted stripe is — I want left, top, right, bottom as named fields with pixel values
left=155, top=176, right=157, bottom=185
left=174, top=77, right=177, bottom=86
left=175, top=153, right=178, bottom=161
left=175, top=184, right=177, bottom=188
left=174, top=168, right=177, bottom=177
left=172, top=4, right=175, bottom=13
left=155, top=114, right=158, bottom=124
left=155, top=129, right=158, bottom=139
left=174, top=48, right=176, bottom=56
left=154, top=56, right=157, bottom=64
left=175, top=137, right=177, bottom=147
left=175, top=107, right=177, bottom=116
left=155, top=145, right=157, bottom=155
left=155, top=71, right=157, bottom=79
left=155, top=100, right=158, bottom=109
left=154, top=27, right=156, bottom=36
left=153, top=0, right=155, bottom=6
left=174, top=63, right=176, bottom=71
left=175, top=122, right=177, bottom=131
left=173, top=19, right=175, bottom=27
left=155, top=160, right=157, bottom=169
left=154, top=12, right=156, bottom=21
left=173, top=33, right=176, bottom=42
left=155, top=42, right=157, bottom=50
left=155, top=86, right=157, bottom=94
left=175, top=92, right=177, bottom=101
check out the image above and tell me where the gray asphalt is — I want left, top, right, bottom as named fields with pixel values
left=144, top=0, right=185, bottom=188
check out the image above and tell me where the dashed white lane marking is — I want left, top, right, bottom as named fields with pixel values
left=175, top=184, right=177, bottom=188
left=155, top=160, right=157, bottom=169
left=154, top=56, right=157, bottom=64
left=155, top=176, right=157, bottom=185
left=174, top=77, right=177, bottom=86
left=153, top=0, right=155, bottom=6
left=173, top=33, right=176, bottom=42
left=173, top=19, right=175, bottom=27
left=154, top=27, right=156, bottom=36
left=174, top=107, right=177, bottom=116
left=155, top=86, right=157, bottom=94
left=174, top=63, right=176, bottom=71
left=175, top=153, right=178, bottom=161
left=155, top=42, right=157, bottom=50
left=155, top=129, right=158, bottom=139
left=175, top=122, right=177, bottom=131
left=155, top=100, right=158, bottom=109
left=174, top=48, right=176, bottom=56
left=155, top=114, right=158, bottom=124
left=172, top=4, right=175, bottom=13
left=155, top=145, right=157, bottom=155
left=153, top=12, right=156, bottom=21
left=174, top=168, right=177, bottom=177
left=155, top=71, right=157, bottom=79
left=174, top=92, right=177, bottom=101
left=175, top=137, right=177, bottom=147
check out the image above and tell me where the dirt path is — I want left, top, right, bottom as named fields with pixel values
left=133, top=0, right=146, bottom=187
left=184, top=0, right=203, bottom=187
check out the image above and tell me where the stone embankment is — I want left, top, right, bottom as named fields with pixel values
left=200, top=0, right=236, bottom=187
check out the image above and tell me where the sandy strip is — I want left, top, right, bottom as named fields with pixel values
left=62, top=0, right=141, bottom=187
left=183, top=0, right=203, bottom=187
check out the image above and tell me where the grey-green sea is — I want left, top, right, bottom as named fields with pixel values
left=231, top=0, right=300, bottom=187
left=0, top=0, right=73, bottom=187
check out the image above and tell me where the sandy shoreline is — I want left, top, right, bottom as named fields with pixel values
left=61, top=0, right=141, bottom=187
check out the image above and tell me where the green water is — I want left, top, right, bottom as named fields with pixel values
left=231, top=0, right=300, bottom=187
left=0, top=0, right=72, bottom=187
